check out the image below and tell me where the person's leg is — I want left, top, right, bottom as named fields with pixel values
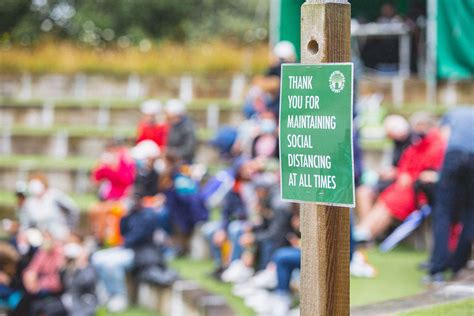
left=91, top=247, right=135, bottom=298
left=156, top=206, right=171, bottom=235
left=272, top=247, right=301, bottom=294
left=430, top=151, right=461, bottom=275
left=356, top=185, right=376, bottom=219
left=257, top=239, right=275, bottom=271
left=448, top=153, right=474, bottom=274
left=354, top=200, right=393, bottom=241
left=228, top=220, right=247, bottom=262
left=201, top=221, right=223, bottom=267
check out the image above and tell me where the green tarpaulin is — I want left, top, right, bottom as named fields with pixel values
left=437, top=0, right=474, bottom=79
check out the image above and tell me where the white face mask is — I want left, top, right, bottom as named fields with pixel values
left=28, top=179, right=45, bottom=197
left=154, top=159, right=166, bottom=173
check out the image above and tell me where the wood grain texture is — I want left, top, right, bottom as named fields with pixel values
left=300, top=1, right=351, bottom=315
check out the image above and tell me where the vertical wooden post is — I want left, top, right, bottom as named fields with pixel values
left=300, top=1, right=351, bottom=315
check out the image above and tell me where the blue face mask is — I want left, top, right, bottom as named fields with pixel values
left=135, top=159, right=146, bottom=170
left=260, top=119, right=276, bottom=134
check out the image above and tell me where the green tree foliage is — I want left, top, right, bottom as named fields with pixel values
left=0, top=0, right=268, bottom=46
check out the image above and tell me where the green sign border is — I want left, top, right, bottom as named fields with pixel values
left=278, top=62, right=355, bottom=208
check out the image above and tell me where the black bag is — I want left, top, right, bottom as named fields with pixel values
left=137, top=266, right=180, bottom=287
left=31, top=296, right=67, bottom=316
left=132, top=244, right=164, bottom=270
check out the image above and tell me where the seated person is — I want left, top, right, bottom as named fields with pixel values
left=244, top=181, right=292, bottom=269
left=13, top=232, right=66, bottom=316
left=354, top=113, right=446, bottom=242
left=91, top=202, right=158, bottom=313
left=136, top=99, right=169, bottom=149
left=202, top=157, right=255, bottom=279
left=91, top=139, right=136, bottom=202
left=0, top=242, right=21, bottom=311
left=357, top=114, right=412, bottom=218
left=61, top=236, right=97, bottom=316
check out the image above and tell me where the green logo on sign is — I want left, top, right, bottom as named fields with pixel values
left=279, top=63, right=355, bottom=207
left=329, top=70, right=345, bottom=93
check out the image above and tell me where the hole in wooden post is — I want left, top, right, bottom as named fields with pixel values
left=307, top=39, right=319, bottom=55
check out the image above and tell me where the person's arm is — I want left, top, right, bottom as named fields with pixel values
left=54, top=190, right=80, bottom=229
left=254, top=207, right=290, bottom=243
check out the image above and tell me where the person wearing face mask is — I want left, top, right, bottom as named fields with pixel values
left=354, top=113, right=446, bottom=242
left=251, top=112, right=279, bottom=160
left=19, top=174, right=79, bottom=241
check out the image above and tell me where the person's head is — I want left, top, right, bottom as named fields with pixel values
left=383, top=114, right=410, bottom=141
left=272, top=41, right=296, bottom=63
left=381, top=3, right=396, bottom=18
left=131, top=140, right=161, bottom=169
left=140, top=99, right=162, bottom=123
left=15, top=181, right=28, bottom=206
left=27, top=173, right=48, bottom=198
left=165, top=99, right=186, bottom=123
left=258, top=111, right=277, bottom=135
left=209, top=126, right=238, bottom=157
left=410, top=112, right=436, bottom=141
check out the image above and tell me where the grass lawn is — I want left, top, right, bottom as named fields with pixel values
left=96, top=306, right=157, bottom=316
left=351, top=247, right=427, bottom=306
left=0, top=96, right=240, bottom=111
left=170, top=246, right=429, bottom=315
left=171, top=257, right=257, bottom=316
left=0, top=190, right=97, bottom=212
left=399, top=299, right=474, bottom=316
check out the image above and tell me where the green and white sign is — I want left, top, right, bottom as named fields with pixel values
left=279, top=63, right=355, bottom=207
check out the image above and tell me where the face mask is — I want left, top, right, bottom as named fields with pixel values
left=412, top=132, right=427, bottom=142
left=28, top=179, right=45, bottom=197
left=260, top=119, right=276, bottom=134
left=154, top=159, right=166, bottom=173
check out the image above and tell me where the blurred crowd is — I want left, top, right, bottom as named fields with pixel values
left=0, top=38, right=472, bottom=316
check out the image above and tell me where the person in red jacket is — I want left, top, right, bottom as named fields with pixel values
left=354, top=113, right=446, bottom=241
left=136, top=99, right=169, bottom=149
left=91, top=140, right=136, bottom=201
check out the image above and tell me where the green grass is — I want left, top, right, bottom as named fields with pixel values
left=351, top=247, right=427, bottom=306
left=0, top=190, right=97, bottom=212
left=10, top=125, right=135, bottom=138
left=96, top=306, right=157, bottom=316
left=6, top=125, right=213, bottom=141
left=0, top=96, right=240, bottom=110
left=399, top=299, right=474, bottom=316
left=169, top=247, right=429, bottom=314
left=0, top=154, right=95, bottom=170
left=170, top=258, right=257, bottom=316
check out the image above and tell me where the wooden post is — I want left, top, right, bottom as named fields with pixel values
left=300, top=1, right=351, bottom=315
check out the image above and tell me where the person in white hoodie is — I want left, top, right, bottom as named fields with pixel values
left=19, top=174, right=79, bottom=240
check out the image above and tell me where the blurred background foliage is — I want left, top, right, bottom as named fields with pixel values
left=0, top=0, right=269, bottom=47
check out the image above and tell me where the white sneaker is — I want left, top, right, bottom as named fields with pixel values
left=249, top=267, right=277, bottom=289
left=350, top=251, right=377, bottom=278
left=221, top=260, right=255, bottom=284
left=107, top=295, right=128, bottom=313
left=233, top=282, right=259, bottom=298
left=245, top=289, right=272, bottom=311
left=270, top=292, right=292, bottom=316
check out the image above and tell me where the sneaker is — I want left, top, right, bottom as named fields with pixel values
left=270, top=292, right=292, bottom=316
left=232, top=282, right=259, bottom=298
left=107, top=295, right=128, bottom=313
left=221, top=260, right=255, bottom=284
left=350, top=251, right=377, bottom=278
left=207, top=267, right=225, bottom=280
left=422, top=272, right=445, bottom=285
left=249, top=267, right=277, bottom=289
left=244, top=289, right=272, bottom=311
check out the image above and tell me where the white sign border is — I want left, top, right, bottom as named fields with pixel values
left=278, top=62, right=356, bottom=208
